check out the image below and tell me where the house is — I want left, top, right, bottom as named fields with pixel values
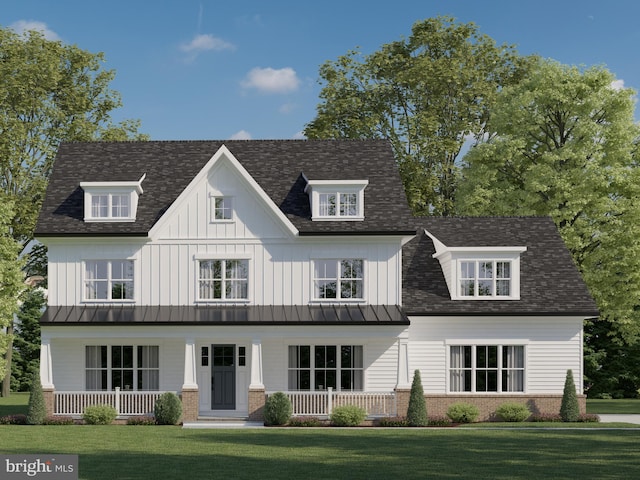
left=34, top=139, right=598, bottom=421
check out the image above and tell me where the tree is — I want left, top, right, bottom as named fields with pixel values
left=26, top=369, right=46, bottom=425
left=0, top=26, right=148, bottom=396
left=560, top=369, right=580, bottom=422
left=407, top=369, right=428, bottom=426
left=456, top=59, right=640, bottom=395
left=0, top=201, right=23, bottom=385
left=11, top=288, right=45, bottom=391
left=305, top=16, right=530, bottom=215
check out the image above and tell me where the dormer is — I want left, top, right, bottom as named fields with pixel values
left=80, top=174, right=145, bottom=223
left=425, top=229, right=527, bottom=300
left=304, top=178, right=368, bottom=221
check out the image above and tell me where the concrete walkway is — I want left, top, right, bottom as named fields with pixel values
left=183, top=420, right=264, bottom=429
left=597, top=414, right=640, bottom=424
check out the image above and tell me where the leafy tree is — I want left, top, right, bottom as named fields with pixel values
left=407, top=369, right=428, bottom=426
left=0, top=26, right=147, bottom=395
left=560, top=369, right=580, bottom=422
left=11, top=288, right=45, bottom=391
left=0, top=201, right=23, bottom=387
left=456, top=59, right=640, bottom=395
left=305, top=16, right=530, bottom=215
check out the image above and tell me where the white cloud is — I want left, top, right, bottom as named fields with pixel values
left=229, top=130, right=252, bottom=140
left=242, top=67, right=300, bottom=94
left=610, top=79, right=625, bottom=91
left=10, top=20, right=60, bottom=41
left=292, top=131, right=306, bottom=140
left=180, top=34, right=235, bottom=62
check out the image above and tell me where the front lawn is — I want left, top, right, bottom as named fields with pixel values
left=0, top=426, right=639, bottom=479
left=586, top=398, right=640, bottom=414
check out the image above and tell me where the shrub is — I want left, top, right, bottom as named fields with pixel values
left=407, top=369, right=428, bottom=426
left=83, top=404, right=118, bottom=425
left=560, top=369, right=580, bottom=422
left=577, top=413, right=600, bottom=423
left=26, top=370, right=46, bottom=425
left=0, top=414, right=27, bottom=425
left=428, top=416, right=453, bottom=427
left=377, top=416, right=408, bottom=427
left=127, top=415, right=157, bottom=425
left=530, top=413, right=563, bottom=422
left=446, top=402, right=479, bottom=423
left=330, top=405, right=367, bottom=427
left=288, top=416, right=322, bottom=427
left=495, top=402, right=530, bottom=422
left=43, top=416, right=75, bottom=425
left=264, top=392, right=293, bottom=426
left=154, top=392, right=183, bottom=425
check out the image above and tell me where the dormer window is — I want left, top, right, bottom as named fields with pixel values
left=460, top=260, right=512, bottom=298
left=305, top=179, right=368, bottom=221
left=81, top=175, right=145, bottom=223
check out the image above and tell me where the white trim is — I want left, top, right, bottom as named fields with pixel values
left=193, top=252, right=252, bottom=260
left=194, top=257, right=251, bottom=303
left=310, top=258, right=366, bottom=302
left=433, top=245, right=527, bottom=260
left=148, top=145, right=298, bottom=239
left=305, top=180, right=368, bottom=221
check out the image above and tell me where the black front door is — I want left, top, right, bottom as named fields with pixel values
left=212, top=345, right=236, bottom=410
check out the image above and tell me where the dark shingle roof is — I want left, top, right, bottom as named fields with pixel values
left=403, top=217, right=599, bottom=316
left=34, top=140, right=415, bottom=237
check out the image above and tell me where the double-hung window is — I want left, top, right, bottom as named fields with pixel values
left=89, top=193, right=131, bottom=219
left=288, top=345, right=363, bottom=391
left=449, top=345, right=524, bottom=393
left=314, top=259, right=364, bottom=300
left=84, top=260, right=134, bottom=301
left=86, top=345, right=159, bottom=391
left=318, top=192, right=358, bottom=217
left=459, top=260, right=512, bottom=298
left=198, top=259, right=249, bottom=301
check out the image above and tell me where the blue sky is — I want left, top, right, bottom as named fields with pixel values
left=3, top=0, right=640, bottom=140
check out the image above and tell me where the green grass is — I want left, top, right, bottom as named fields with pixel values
left=0, top=392, right=28, bottom=416
left=586, top=399, right=640, bottom=414
left=0, top=426, right=639, bottom=479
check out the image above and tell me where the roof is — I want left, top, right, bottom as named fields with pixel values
left=403, top=216, right=600, bottom=316
left=40, top=304, right=410, bottom=326
left=35, top=140, right=415, bottom=237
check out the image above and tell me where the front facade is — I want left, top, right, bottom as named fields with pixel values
left=35, top=140, right=598, bottom=421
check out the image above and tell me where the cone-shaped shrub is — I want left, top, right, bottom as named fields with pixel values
left=407, top=369, right=428, bottom=426
left=560, top=369, right=580, bottom=422
left=26, top=370, right=46, bottom=425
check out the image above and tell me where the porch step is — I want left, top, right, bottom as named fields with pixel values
left=183, top=418, right=264, bottom=429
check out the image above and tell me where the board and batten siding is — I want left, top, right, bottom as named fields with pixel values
left=407, top=316, right=584, bottom=394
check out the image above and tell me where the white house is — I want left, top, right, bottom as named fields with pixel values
left=34, top=140, right=598, bottom=421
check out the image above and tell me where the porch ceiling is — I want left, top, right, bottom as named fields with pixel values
left=40, top=305, right=410, bottom=326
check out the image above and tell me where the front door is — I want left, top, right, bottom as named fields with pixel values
left=211, top=344, right=236, bottom=410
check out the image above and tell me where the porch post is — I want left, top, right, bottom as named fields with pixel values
left=248, top=338, right=265, bottom=422
left=40, top=336, right=55, bottom=417
left=395, top=333, right=411, bottom=417
left=181, top=338, right=199, bottom=422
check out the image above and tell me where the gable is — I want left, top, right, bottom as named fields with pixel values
left=150, top=147, right=297, bottom=240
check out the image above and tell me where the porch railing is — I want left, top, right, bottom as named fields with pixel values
left=269, top=389, right=396, bottom=417
left=55, top=389, right=168, bottom=416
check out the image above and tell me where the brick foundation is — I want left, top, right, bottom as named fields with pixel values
left=43, top=388, right=55, bottom=417
left=248, top=388, right=266, bottom=421
left=180, top=388, right=199, bottom=422
left=395, top=388, right=412, bottom=417
left=424, top=394, right=586, bottom=421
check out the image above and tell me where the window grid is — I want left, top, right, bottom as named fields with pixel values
left=449, top=345, right=524, bottom=393
left=459, top=260, right=512, bottom=298
left=84, top=260, right=134, bottom=301
left=318, top=192, right=359, bottom=218
left=313, top=259, right=364, bottom=300
left=198, top=259, right=249, bottom=301
left=213, top=197, right=233, bottom=221
left=288, top=345, right=363, bottom=391
left=90, top=193, right=131, bottom=219
left=86, top=345, right=159, bottom=391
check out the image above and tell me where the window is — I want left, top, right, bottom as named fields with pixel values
left=198, top=259, right=248, bottom=301
left=84, top=260, right=134, bottom=301
left=459, top=260, right=512, bottom=297
left=288, top=345, right=363, bottom=391
left=201, top=347, right=209, bottom=367
left=212, top=196, right=233, bottom=221
left=449, top=345, right=524, bottom=393
left=318, top=193, right=358, bottom=217
left=314, top=259, right=364, bottom=300
left=89, top=193, right=132, bottom=219
left=86, top=345, right=159, bottom=391
left=238, top=346, right=246, bottom=367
